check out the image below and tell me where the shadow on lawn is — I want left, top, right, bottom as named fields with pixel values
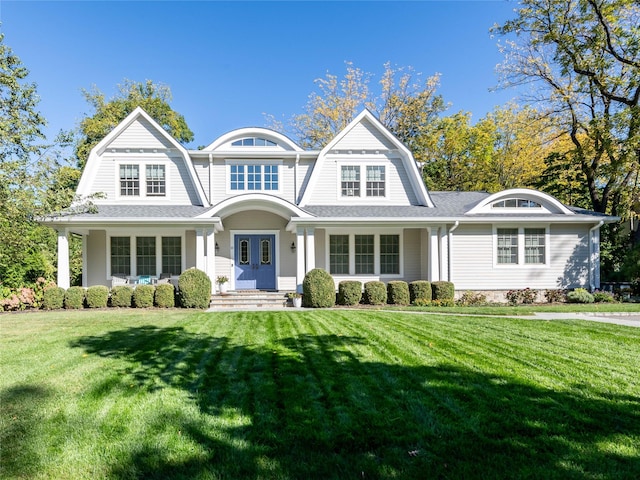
left=67, top=325, right=640, bottom=479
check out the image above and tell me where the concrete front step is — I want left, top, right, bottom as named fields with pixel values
left=209, top=291, right=292, bottom=309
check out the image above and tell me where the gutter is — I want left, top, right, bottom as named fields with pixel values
left=589, top=220, right=604, bottom=291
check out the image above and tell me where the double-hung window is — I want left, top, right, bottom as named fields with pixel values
left=329, top=235, right=350, bottom=274
left=355, top=235, right=374, bottom=274
left=111, top=237, right=131, bottom=275
left=120, top=165, right=140, bottom=196
left=341, top=166, right=360, bottom=197
left=161, top=237, right=182, bottom=275
left=496, top=227, right=547, bottom=265
left=136, top=237, right=156, bottom=276
left=341, top=165, right=386, bottom=198
left=146, top=165, right=166, bottom=196
left=380, top=234, right=400, bottom=274
left=329, top=234, right=400, bottom=276
left=366, top=166, right=385, bottom=197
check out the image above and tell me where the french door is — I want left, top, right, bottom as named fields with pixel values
left=234, top=234, right=276, bottom=290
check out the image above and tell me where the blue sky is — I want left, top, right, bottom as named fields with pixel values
left=1, top=1, right=520, bottom=149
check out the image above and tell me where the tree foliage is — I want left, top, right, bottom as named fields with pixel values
left=277, top=62, right=446, bottom=151
left=74, top=79, right=194, bottom=167
left=493, top=0, right=640, bottom=218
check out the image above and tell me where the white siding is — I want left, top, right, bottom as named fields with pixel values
left=192, top=159, right=210, bottom=204
left=86, top=230, right=107, bottom=287
left=332, top=119, right=395, bottom=151
left=450, top=223, right=590, bottom=290
left=402, top=229, right=422, bottom=282
left=107, top=117, right=174, bottom=150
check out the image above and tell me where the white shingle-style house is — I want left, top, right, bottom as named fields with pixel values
left=44, top=107, right=615, bottom=298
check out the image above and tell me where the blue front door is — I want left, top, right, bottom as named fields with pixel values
left=234, top=234, right=276, bottom=290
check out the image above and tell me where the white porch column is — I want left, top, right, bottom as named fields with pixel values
left=589, top=223, right=602, bottom=290
left=57, top=228, right=70, bottom=289
left=82, top=234, right=88, bottom=288
left=427, top=226, right=440, bottom=282
left=195, top=228, right=205, bottom=272
left=305, top=227, right=316, bottom=272
left=206, top=229, right=216, bottom=293
left=296, top=228, right=305, bottom=292
left=439, top=226, right=448, bottom=281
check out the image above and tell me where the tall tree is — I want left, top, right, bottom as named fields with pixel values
left=277, top=62, right=446, bottom=151
left=493, top=0, right=640, bottom=217
left=75, top=79, right=194, bottom=167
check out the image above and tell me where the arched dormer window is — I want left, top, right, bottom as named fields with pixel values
left=492, top=198, right=542, bottom=209
left=231, top=137, right=278, bottom=147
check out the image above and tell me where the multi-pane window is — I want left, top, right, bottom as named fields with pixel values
left=341, top=166, right=360, bottom=197
left=264, top=165, right=279, bottom=190
left=380, top=234, right=400, bottom=274
left=161, top=237, right=181, bottom=275
left=231, top=137, right=277, bottom=147
left=111, top=237, right=131, bottom=275
left=525, top=228, right=546, bottom=264
left=497, top=228, right=519, bottom=264
left=492, top=198, right=542, bottom=208
left=120, top=165, right=140, bottom=196
left=146, top=165, right=166, bottom=196
left=229, top=164, right=279, bottom=191
left=355, top=235, right=374, bottom=274
left=136, top=237, right=156, bottom=276
left=230, top=165, right=245, bottom=190
left=366, top=166, right=386, bottom=197
left=247, top=165, right=262, bottom=190
left=329, top=235, right=350, bottom=274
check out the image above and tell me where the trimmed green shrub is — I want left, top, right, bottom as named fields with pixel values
left=133, top=285, right=155, bottom=308
left=409, top=281, right=431, bottom=304
left=64, top=286, right=85, bottom=309
left=593, top=291, right=615, bottom=303
left=432, top=281, right=455, bottom=301
left=155, top=283, right=175, bottom=308
left=86, top=285, right=109, bottom=308
left=302, top=268, right=335, bottom=308
left=43, top=286, right=65, bottom=310
left=338, top=280, right=362, bottom=306
left=178, top=268, right=211, bottom=309
left=387, top=281, right=410, bottom=305
left=567, top=288, right=595, bottom=304
left=364, top=281, right=386, bottom=305
left=110, top=285, right=133, bottom=308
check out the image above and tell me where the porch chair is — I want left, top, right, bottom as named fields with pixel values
left=111, top=274, right=129, bottom=288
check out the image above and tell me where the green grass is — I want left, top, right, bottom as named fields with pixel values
left=2, top=310, right=639, bottom=479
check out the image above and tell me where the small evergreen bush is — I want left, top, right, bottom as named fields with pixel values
left=567, top=288, right=595, bottom=304
left=178, top=268, right=212, bottom=309
left=86, top=285, right=109, bottom=308
left=133, top=285, right=155, bottom=308
left=432, top=281, right=455, bottom=301
left=302, top=268, right=335, bottom=308
left=363, top=281, right=386, bottom=305
left=155, top=283, right=175, bottom=308
left=387, top=281, right=410, bottom=305
left=409, top=281, right=431, bottom=304
left=338, top=280, right=362, bottom=306
left=110, top=285, right=133, bottom=307
left=64, top=286, right=85, bottom=309
left=593, top=291, right=615, bottom=303
left=43, top=286, right=65, bottom=310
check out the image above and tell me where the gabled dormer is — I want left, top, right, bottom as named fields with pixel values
left=299, top=110, right=433, bottom=207
left=76, top=107, right=208, bottom=206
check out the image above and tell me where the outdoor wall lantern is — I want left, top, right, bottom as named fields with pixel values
left=290, top=241, right=296, bottom=252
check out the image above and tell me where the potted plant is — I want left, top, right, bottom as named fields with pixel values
left=288, top=292, right=302, bottom=308
left=216, top=276, right=229, bottom=294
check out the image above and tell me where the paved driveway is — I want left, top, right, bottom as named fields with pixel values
left=526, top=312, right=640, bottom=327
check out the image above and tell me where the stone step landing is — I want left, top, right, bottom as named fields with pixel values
left=209, top=291, right=293, bottom=309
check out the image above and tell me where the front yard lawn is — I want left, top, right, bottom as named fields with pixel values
left=2, top=310, right=639, bottom=479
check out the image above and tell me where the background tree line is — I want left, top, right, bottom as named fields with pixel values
left=1, top=0, right=638, bottom=289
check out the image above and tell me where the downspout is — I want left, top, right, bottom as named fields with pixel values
left=589, top=220, right=604, bottom=291
left=447, top=221, right=460, bottom=282
left=208, top=153, right=213, bottom=206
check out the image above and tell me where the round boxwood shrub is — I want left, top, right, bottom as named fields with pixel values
left=43, top=286, right=65, bottom=310
left=86, top=285, right=109, bottom=308
left=64, top=286, right=86, bottom=309
left=302, top=268, right=335, bottom=308
left=387, top=281, right=410, bottom=305
left=363, top=281, right=386, bottom=305
left=155, top=283, right=175, bottom=308
left=338, top=280, right=362, bottom=306
left=110, top=285, right=133, bottom=308
left=432, top=281, right=455, bottom=301
left=567, top=288, right=595, bottom=303
left=409, top=281, right=432, bottom=304
left=178, top=268, right=212, bottom=309
left=133, top=285, right=155, bottom=308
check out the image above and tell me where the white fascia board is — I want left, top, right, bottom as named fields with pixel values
left=188, top=150, right=320, bottom=159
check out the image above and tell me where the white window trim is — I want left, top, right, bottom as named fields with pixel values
left=325, top=229, right=403, bottom=278
left=336, top=160, right=389, bottom=202
left=115, top=160, right=171, bottom=201
left=107, top=231, right=186, bottom=279
left=225, top=160, right=283, bottom=194
left=492, top=225, right=550, bottom=268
